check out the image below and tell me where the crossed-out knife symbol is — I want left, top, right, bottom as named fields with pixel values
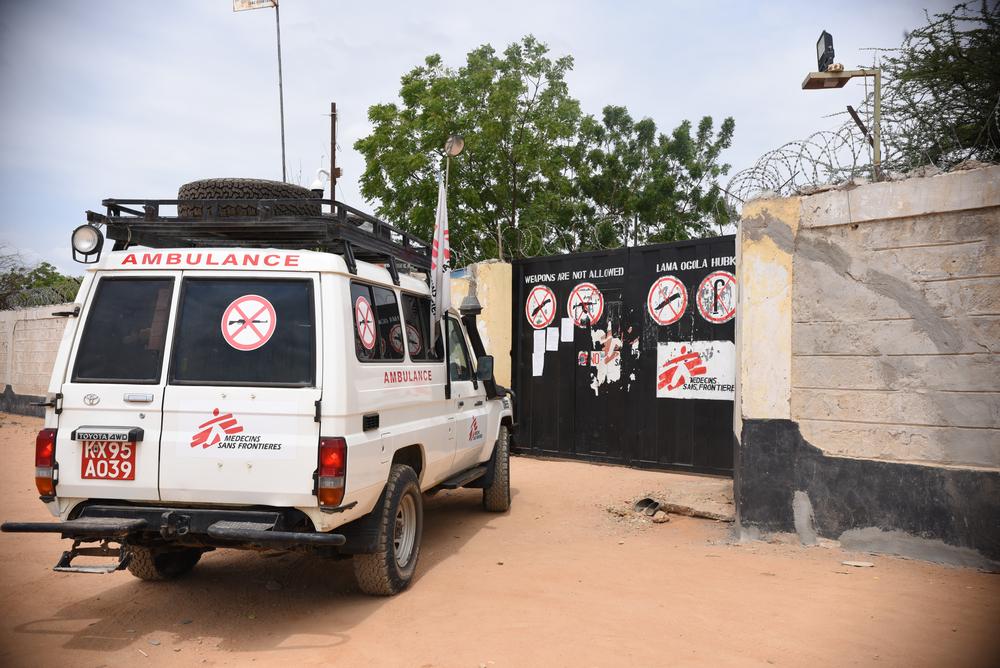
left=228, top=319, right=269, bottom=325
left=654, top=292, right=681, bottom=311
left=530, top=298, right=551, bottom=317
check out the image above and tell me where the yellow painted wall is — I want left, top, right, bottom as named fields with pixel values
left=450, top=261, right=513, bottom=387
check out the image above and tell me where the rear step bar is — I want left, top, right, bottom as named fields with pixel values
left=1, top=517, right=147, bottom=537
left=2, top=515, right=345, bottom=549
left=207, top=521, right=346, bottom=547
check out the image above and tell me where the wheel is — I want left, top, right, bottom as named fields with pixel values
left=353, top=464, right=423, bottom=596
left=176, top=178, right=321, bottom=218
left=482, top=425, right=511, bottom=512
left=125, top=545, right=202, bottom=581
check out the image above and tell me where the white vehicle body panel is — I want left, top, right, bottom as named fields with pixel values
left=43, top=248, right=512, bottom=533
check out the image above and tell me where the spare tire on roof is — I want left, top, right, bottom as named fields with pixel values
left=177, top=178, right=321, bottom=218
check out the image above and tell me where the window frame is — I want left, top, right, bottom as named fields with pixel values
left=352, top=280, right=411, bottom=364
left=70, top=275, right=176, bottom=385
left=167, top=276, right=318, bottom=388
left=399, top=291, right=443, bottom=363
left=445, top=315, right=475, bottom=382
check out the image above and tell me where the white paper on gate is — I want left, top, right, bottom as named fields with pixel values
left=546, top=327, right=559, bottom=351
left=560, top=317, right=574, bottom=342
left=533, top=329, right=546, bottom=353
left=655, top=340, right=735, bottom=400
left=532, top=352, right=545, bottom=376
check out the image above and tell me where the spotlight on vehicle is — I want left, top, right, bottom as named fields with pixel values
left=71, top=224, right=104, bottom=264
left=816, top=30, right=835, bottom=72
left=445, top=135, right=465, bottom=157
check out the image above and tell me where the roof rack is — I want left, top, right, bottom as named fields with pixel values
left=86, top=197, right=431, bottom=283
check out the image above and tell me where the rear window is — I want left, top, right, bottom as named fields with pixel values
left=72, top=278, right=174, bottom=384
left=351, top=282, right=404, bottom=362
left=400, top=293, right=442, bottom=361
left=170, top=279, right=315, bottom=386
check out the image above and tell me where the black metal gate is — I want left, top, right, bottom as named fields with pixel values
left=512, top=236, right=736, bottom=475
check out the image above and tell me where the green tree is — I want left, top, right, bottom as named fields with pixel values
left=881, top=1, right=1000, bottom=170
left=572, top=107, right=735, bottom=250
left=356, top=36, right=581, bottom=264
left=356, top=35, right=737, bottom=263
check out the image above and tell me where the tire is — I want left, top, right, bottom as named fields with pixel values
left=482, top=425, right=512, bottom=512
left=353, top=464, right=423, bottom=596
left=125, top=546, right=202, bottom=581
left=177, top=178, right=321, bottom=218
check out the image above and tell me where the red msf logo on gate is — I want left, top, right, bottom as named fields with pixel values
left=657, top=345, right=708, bottom=392
left=191, top=408, right=244, bottom=449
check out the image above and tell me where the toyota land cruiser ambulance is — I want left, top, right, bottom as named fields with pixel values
left=2, top=182, right=514, bottom=596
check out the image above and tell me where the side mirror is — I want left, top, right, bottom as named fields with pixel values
left=476, top=355, right=494, bottom=382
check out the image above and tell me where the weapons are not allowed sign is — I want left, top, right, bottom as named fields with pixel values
left=696, top=271, right=737, bottom=324
left=567, top=283, right=604, bottom=328
left=221, top=295, right=276, bottom=351
left=525, top=285, right=556, bottom=329
left=647, top=275, right=687, bottom=326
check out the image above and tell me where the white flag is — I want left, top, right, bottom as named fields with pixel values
left=429, top=175, right=451, bottom=339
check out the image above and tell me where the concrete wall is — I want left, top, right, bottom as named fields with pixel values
left=735, top=165, right=1000, bottom=564
left=451, top=260, right=513, bottom=387
left=0, top=304, right=72, bottom=415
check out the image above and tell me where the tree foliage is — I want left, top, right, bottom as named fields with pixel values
left=573, top=107, right=735, bottom=250
left=0, top=248, right=81, bottom=308
left=881, top=1, right=1000, bottom=170
left=355, top=36, right=735, bottom=263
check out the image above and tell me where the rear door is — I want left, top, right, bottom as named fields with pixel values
left=158, top=273, right=322, bottom=506
left=56, top=273, right=178, bottom=502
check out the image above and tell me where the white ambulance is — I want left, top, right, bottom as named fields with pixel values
left=2, top=181, right=514, bottom=596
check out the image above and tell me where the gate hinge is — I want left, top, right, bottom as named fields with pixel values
left=314, top=399, right=322, bottom=423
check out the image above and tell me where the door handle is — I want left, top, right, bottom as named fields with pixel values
left=474, top=400, right=484, bottom=406
left=124, top=393, right=154, bottom=403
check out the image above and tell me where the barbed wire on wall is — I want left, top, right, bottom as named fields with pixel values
left=724, top=90, right=999, bottom=210
left=3, top=280, right=81, bottom=310
left=725, top=1, right=1000, bottom=209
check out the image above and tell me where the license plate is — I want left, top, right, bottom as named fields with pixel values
left=81, top=441, right=136, bottom=480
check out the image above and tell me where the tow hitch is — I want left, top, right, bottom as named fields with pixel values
left=54, top=538, right=131, bottom=574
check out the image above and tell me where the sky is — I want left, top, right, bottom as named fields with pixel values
left=0, top=0, right=950, bottom=274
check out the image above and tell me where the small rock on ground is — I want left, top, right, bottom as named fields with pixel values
left=652, top=510, right=670, bottom=524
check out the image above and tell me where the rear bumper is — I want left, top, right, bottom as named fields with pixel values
left=1, top=503, right=345, bottom=549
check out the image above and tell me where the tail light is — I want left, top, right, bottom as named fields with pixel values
left=317, top=437, right=346, bottom=508
left=35, top=428, right=58, bottom=498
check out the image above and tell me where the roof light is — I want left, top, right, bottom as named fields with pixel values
left=71, top=224, right=104, bottom=264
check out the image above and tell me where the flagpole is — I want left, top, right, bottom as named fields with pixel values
left=274, top=0, right=287, bottom=182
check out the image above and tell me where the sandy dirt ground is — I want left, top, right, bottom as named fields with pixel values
left=0, top=413, right=997, bottom=668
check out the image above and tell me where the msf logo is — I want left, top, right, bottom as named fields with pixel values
left=191, top=408, right=244, bottom=449
left=468, top=416, right=484, bottom=443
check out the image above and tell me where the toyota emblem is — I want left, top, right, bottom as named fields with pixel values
left=83, top=393, right=100, bottom=406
